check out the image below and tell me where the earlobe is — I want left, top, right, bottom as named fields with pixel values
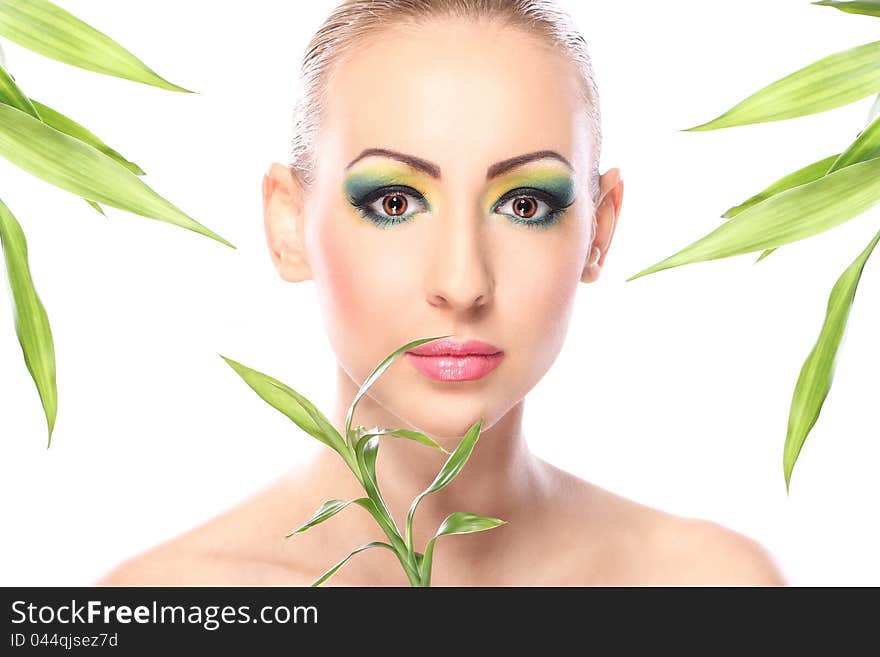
left=580, top=245, right=602, bottom=284
left=580, top=168, right=623, bottom=285
left=262, top=163, right=312, bottom=283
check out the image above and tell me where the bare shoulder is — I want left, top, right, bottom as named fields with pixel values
left=646, top=513, right=788, bottom=586
left=95, top=546, right=231, bottom=586
left=537, top=459, right=788, bottom=586
left=94, top=475, right=312, bottom=586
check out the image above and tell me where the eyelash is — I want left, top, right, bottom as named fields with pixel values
left=350, top=185, right=573, bottom=230
left=492, top=187, right=573, bottom=230
left=349, top=185, right=429, bottom=229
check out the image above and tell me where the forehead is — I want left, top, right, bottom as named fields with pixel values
left=318, top=18, right=589, bottom=175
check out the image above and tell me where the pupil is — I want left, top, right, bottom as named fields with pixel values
left=515, top=197, right=537, bottom=218
left=384, top=194, right=407, bottom=216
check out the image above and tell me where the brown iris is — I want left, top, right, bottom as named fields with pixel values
left=383, top=193, right=408, bottom=216
left=513, top=196, right=538, bottom=219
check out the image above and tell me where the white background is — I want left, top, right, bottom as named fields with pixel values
left=1, top=0, right=878, bottom=586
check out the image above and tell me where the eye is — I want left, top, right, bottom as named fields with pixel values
left=493, top=187, right=571, bottom=229
left=351, top=185, right=429, bottom=228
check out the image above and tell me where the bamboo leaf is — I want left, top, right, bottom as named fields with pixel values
left=310, top=541, right=394, bottom=587
left=812, top=1, right=880, bottom=17
left=343, top=334, right=452, bottom=446
left=829, top=114, right=880, bottom=171
left=384, top=428, right=449, bottom=454
left=85, top=200, right=105, bottom=216
left=29, top=99, right=145, bottom=176
left=0, top=64, right=136, bottom=215
left=354, top=434, right=402, bottom=544
left=722, top=154, right=841, bottom=219
left=328, top=433, right=418, bottom=581
left=435, top=511, right=507, bottom=538
left=0, top=0, right=193, bottom=92
left=219, top=355, right=355, bottom=470
left=0, top=197, right=57, bottom=446
left=419, top=512, right=507, bottom=586
left=405, top=418, right=483, bottom=556
left=353, top=425, right=450, bottom=455
left=286, top=498, right=372, bottom=537
left=783, top=227, right=880, bottom=492
left=683, top=40, right=880, bottom=131
left=868, top=93, right=880, bottom=123
left=0, top=60, right=39, bottom=116
left=0, top=102, right=233, bottom=247
left=627, top=155, right=880, bottom=280
left=729, top=117, right=880, bottom=264
left=755, top=248, right=776, bottom=263
left=724, top=120, right=880, bottom=218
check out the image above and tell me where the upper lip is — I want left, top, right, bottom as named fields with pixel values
left=406, top=338, right=502, bottom=357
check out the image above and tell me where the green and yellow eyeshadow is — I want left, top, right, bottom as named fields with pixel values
left=344, top=163, right=440, bottom=229
left=482, top=165, right=576, bottom=230
left=343, top=161, right=576, bottom=230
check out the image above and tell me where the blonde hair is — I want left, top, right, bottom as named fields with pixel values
left=289, top=0, right=602, bottom=208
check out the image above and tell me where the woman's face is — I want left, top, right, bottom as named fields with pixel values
left=265, top=17, right=620, bottom=440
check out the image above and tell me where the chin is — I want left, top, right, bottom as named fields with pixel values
left=391, top=389, right=504, bottom=441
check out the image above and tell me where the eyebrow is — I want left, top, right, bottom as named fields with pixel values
left=345, top=148, right=573, bottom=180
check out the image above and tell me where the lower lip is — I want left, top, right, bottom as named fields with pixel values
left=405, top=352, right=504, bottom=382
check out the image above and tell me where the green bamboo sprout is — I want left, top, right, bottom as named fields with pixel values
left=0, top=0, right=234, bottom=446
left=628, top=3, right=880, bottom=490
left=221, top=336, right=507, bottom=586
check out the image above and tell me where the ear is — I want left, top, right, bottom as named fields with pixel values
left=262, top=162, right=312, bottom=282
left=581, top=167, right=624, bottom=284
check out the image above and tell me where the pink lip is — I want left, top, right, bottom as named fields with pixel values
left=405, top=339, right=504, bottom=382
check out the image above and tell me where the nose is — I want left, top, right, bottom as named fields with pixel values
left=424, top=204, right=494, bottom=314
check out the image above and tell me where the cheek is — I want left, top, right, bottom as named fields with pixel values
left=499, top=237, right=583, bottom=377
left=311, top=213, right=411, bottom=335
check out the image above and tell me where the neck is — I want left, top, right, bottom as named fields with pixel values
left=296, top=363, right=548, bottom=583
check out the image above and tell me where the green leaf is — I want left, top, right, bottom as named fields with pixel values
left=829, top=114, right=880, bottom=172
left=0, top=102, right=233, bottom=248
left=755, top=248, right=776, bottom=263
left=728, top=116, right=880, bottom=264
left=219, top=355, right=357, bottom=474
left=354, top=434, right=402, bottom=544
left=419, top=511, right=507, bottom=586
left=405, top=418, right=483, bottom=556
left=783, top=227, right=880, bottom=493
left=723, top=119, right=880, bottom=220
left=627, top=155, right=880, bottom=280
left=286, top=497, right=372, bottom=537
left=868, top=93, right=880, bottom=123
left=0, top=197, right=57, bottom=446
left=812, top=1, right=880, bottom=17
left=0, top=0, right=193, bottom=92
left=435, top=511, right=508, bottom=538
left=353, top=425, right=450, bottom=455
left=1, top=64, right=142, bottom=216
left=744, top=114, right=880, bottom=221
left=85, top=200, right=105, bottom=216
left=29, top=99, right=145, bottom=176
left=722, top=155, right=841, bottom=220
left=683, top=40, right=880, bottom=131
left=343, top=334, right=452, bottom=446
left=0, top=60, right=39, bottom=116
left=310, top=541, right=394, bottom=587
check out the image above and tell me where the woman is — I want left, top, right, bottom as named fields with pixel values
left=98, top=0, right=786, bottom=586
